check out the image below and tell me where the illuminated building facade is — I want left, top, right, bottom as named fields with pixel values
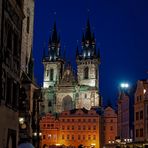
left=103, top=106, right=117, bottom=146
left=134, top=80, right=148, bottom=143
left=41, top=20, right=101, bottom=114
left=117, top=87, right=134, bottom=143
left=40, top=108, right=101, bottom=148
left=0, top=0, right=24, bottom=147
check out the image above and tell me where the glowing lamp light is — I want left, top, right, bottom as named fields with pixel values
left=39, top=132, right=42, bottom=136
left=120, top=83, right=129, bottom=88
left=19, top=117, right=25, bottom=124
left=91, top=143, right=96, bottom=146
left=144, top=89, right=146, bottom=94
left=56, top=144, right=61, bottom=146
left=33, top=132, right=37, bottom=136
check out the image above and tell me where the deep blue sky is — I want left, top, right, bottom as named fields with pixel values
left=33, top=0, right=148, bottom=106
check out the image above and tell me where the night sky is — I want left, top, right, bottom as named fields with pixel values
left=33, top=0, right=148, bottom=106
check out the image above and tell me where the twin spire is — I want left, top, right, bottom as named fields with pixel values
left=47, top=19, right=100, bottom=61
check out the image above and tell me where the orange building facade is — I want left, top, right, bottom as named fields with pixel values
left=103, top=106, right=117, bottom=146
left=134, top=80, right=148, bottom=143
left=40, top=108, right=101, bottom=148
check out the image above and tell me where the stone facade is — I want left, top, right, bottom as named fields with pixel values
left=21, top=0, right=34, bottom=73
left=41, top=20, right=101, bottom=114
left=0, top=0, right=24, bottom=147
left=40, top=108, right=101, bottom=148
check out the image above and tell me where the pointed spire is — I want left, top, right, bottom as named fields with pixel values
left=51, top=22, right=59, bottom=43
left=76, top=45, right=79, bottom=58
left=97, top=48, right=101, bottom=62
left=82, top=33, right=85, bottom=43
left=43, top=42, right=46, bottom=58
left=85, top=18, right=92, bottom=41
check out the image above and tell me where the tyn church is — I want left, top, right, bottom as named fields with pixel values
left=41, top=20, right=101, bottom=114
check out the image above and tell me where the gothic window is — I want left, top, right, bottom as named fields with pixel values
left=26, top=16, right=30, bottom=33
left=62, top=95, right=73, bottom=111
left=84, top=67, right=89, bottom=79
left=50, top=69, right=54, bottom=81
left=48, top=101, right=52, bottom=107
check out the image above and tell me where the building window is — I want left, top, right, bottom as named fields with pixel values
left=93, top=126, right=96, bottom=130
left=26, top=16, right=30, bottom=33
left=140, top=128, right=143, bottom=137
left=83, top=135, right=85, bottom=140
left=47, top=124, right=50, bottom=128
left=93, top=119, right=96, bottom=122
left=7, top=28, right=12, bottom=50
left=136, top=129, right=139, bottom=137
left=62, top=119, right=65, bottom=122
left=43, top=124, right=46, bottom=128
left=48, top=101, right=52, bottom=107
left=72, top=135, right=74, bottom=140
left=46, top=70, right=49, bottom=77
left=62, top=126, right=64, bottom=130
left=62, top=135, right=64, bottom=140
left=104, top=126, right=105, bottom=131
left=78, top=135, right=81, bottom=140
left=50, top=69, right=54, bottom=81
left=72, top=126, right=74, bottom=130
left=136, top=112, right=139, bottom=120
left=13, top=33, right=18, bottom=55
left=110, top=126, right=113, bottom=131
left=43, top=135, right=46, bottom=139
left=83, top=119, right=86, bottom=122
left=84, top=67, right=89, bottom=79
left=67, top=126, right=70, bottom=130
left=6, top=77, right=12, bottom=105
left=67, top=135, right=69, bottom=140
left=93, top=135, right=96, bottom=140
left=88, top=135, right=91, bottom=140
left=88, top=126, right=91, bottom=130
left=140, top=111, right=143, bottom=119
left=83, top=126, right=85, bottom=130
left=78, top=126, right=81, bottom=130
left=72, top=119, right=74, bottom=122
left=78, top=119, right=81, bottom=122
left=48, top=134, right=51, bottom=139
left=88, top=119, right=91, bottom=122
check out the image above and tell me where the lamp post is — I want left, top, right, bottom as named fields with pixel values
left=32, top=89, right=43, bottom=148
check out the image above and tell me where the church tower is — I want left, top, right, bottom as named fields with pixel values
left=43, top=22, right=64, bottom=88
left=76, top=19, right=101, bottom=110
left=76, top=19, right=100, bottom=88
left=42, top=23, right=64, bottom=113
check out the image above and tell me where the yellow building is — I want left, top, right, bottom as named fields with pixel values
left=40, top=108, right=101, bottom=148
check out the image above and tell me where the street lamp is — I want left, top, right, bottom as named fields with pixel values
left=32, top=89, right=43, bottom=148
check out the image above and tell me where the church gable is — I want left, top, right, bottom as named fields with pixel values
left=59, top=63, right=76, bottom=86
